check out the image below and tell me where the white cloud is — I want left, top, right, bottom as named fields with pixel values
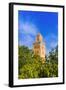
left=19, top=35, right=34, bottom=49
left=19, top=22, right=38, bottom=36
left=44, top=33, right=58, bottom=55
left=18, top=21, right=39, bottom=49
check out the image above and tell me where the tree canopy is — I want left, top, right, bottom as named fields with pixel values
left=18, top=45, right=58, bottom=79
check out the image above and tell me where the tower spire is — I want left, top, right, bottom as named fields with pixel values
left=36, top=33, right=43, bottom=42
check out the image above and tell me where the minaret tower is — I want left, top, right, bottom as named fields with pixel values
left=33, top=33, right=45, bottom=63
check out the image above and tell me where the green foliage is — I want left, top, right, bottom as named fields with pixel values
left=18, top=45, right=58, bottom=79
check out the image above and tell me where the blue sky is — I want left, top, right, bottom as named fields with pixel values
left=18, top=10, right=58, bottom=55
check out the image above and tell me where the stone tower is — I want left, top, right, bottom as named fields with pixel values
left=33, top=33, right=45, bottom=63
